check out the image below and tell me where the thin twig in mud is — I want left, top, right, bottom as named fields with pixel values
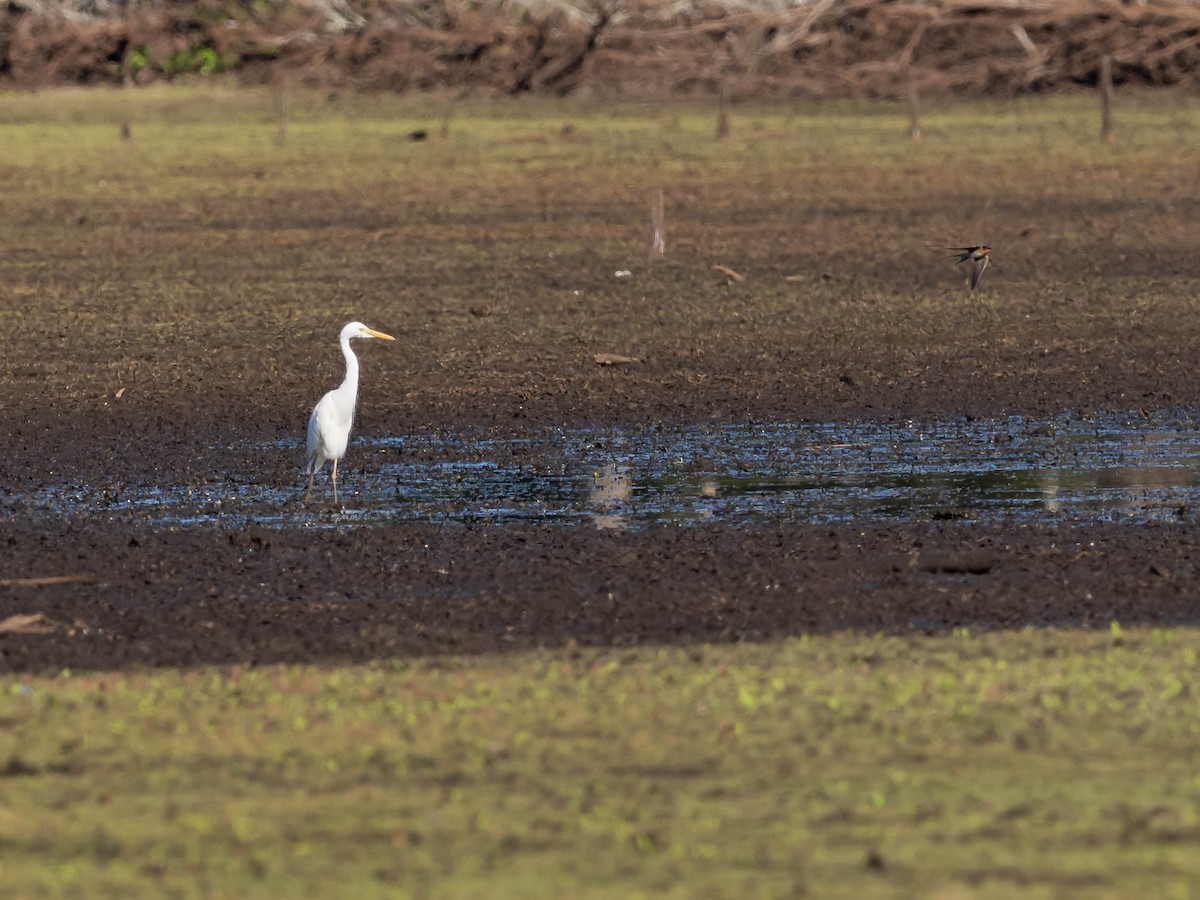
left=1100, top=54, right=1115, bottom=143
left=716, top=83, right=730, bottom=141
left=119, top=43, right=133, bottom=141
left=906, top=73, right=921, bottom=141
left=0, top=574, right=97, bottom=587
left=649, top=188, right=666, bottom=260
left=712, top=264, right=744, bottom=282
left=275, top=86, right=289, bottom=146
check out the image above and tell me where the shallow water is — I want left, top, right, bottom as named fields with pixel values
left=16, top=411, right=1200, bottom=530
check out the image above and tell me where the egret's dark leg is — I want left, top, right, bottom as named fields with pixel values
left=305, top=470, right=315, bottom=504
left=332, top=458, right=339, bottom=504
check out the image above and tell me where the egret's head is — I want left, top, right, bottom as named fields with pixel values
left=341, top=321, right=395, bottom=342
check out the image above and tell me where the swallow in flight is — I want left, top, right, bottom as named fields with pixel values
left=949, top=245, right=990, bottom=290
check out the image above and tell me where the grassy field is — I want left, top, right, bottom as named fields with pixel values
left=2, top=628, right=1199, bottom=898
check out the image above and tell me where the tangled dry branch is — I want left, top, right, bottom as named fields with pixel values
left=2, top=0, right=1199, bottom=97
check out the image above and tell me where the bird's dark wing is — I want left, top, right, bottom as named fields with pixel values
left=969, top=255, right=988, bottom=289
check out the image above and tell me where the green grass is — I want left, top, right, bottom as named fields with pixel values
left=3, top=628, right=1200, bottom=898
left=3, top=85, right=1198, bottom=213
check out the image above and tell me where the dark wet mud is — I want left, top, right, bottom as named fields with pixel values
left=4, top=515, right=1200, bottom=673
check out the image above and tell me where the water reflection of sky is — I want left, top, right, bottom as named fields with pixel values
left=13, top=411, right=1200, bottom=530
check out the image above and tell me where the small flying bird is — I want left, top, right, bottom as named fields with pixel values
left=950, top=245, right=990, bottom=290
left=305, top=321, right=395, bottom=504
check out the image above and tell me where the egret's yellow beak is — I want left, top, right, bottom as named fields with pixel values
left=365, top=328, right=395, bottom=341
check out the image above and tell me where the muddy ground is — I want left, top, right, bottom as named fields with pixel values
left=4, top=93, right=1200, bottom=672
left=4, top=517, right=1200, bottom=672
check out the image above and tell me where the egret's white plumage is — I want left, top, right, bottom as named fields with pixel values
left=305, top=321, right=394, bottom=503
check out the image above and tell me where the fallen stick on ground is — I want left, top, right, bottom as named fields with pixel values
left=0, top=574, right=97, bottom=587
left=0, top=613, right=57, bottom=634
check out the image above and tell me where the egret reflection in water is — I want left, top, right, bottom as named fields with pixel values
left=588, top=463, right=633, bottom=531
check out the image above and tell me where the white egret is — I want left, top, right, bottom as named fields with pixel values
left=305, top=321, right=395, bottom=503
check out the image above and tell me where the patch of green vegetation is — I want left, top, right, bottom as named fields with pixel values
left=126, top=44, right=152, bottom=77
left=161, top=44, right=235, bottom=78
left=2, top=628, right=1199, bottom=897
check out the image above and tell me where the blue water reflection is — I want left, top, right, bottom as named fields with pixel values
left=15, top=411, right=1200, bottom=529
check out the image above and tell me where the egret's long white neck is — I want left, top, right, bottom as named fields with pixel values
left=336, top=334, right=360, bottom=402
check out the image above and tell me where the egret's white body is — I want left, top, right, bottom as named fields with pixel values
left=305, top=321, right=394, bottom=503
